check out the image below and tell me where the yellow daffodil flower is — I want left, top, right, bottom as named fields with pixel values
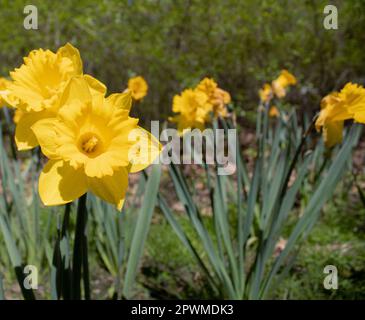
left=196, top=77, right=231, bottom=118
left=170, top=89, right=212, bottom=135
left=272, top=70, right=297, bottom=98
left=128, top=76, right=148, bottom=101
left=31, top=76, right=161, bottom=210
left=315, top=83, right=365, bottom=148
left=259, top=83, right=273, bottom=103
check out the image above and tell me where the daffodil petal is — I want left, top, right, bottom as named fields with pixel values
left=87, top=166, right=129, bottom=210
left=0, top=89, right=19, bottom=108
left=327, top=104, right=352, bottom=122
left=84, top=154, right=115, bottom=178
left=15, top=112, right=42, bottom=150
left=84, top=74, right=107, bottom=97
left=57, top=43, right=83, bottom=75
left=39, top=160, right=87, bottom=206
left=31, top=118, right=60, bottom=159
left=323, top=121, right=344, bottom=148
left=129, top=127, right=162, bottom=173
left=59, top=76, right=92, bottom=106
left=106, top=91, right=132, bottom=111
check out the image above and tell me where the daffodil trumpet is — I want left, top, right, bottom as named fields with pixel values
left=315, top=83, right=365, bottom=148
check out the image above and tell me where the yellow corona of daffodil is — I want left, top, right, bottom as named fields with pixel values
left=315, top=83, right=365, bottom=148
left=196, top=77, right=231, bottom=118
left=128, top=76, right=148, bottom=101
left=259, top=83, right=273, bottom=103
left=337, top=83, right=365, bottom=123
left=7, top=43, right=82, bottom=112
left=170, top=89, right=212, bottom=134
left=196, top=78, right=217, bottom=98
left=272, top=70, right=297, bottom=98
left=210, top=88, right=231, bottom=118
left=31, top=76, right=161, bottom=210
left=315, top=92, right=347, bottom=148
left=4, top=43, right=85, bottom=150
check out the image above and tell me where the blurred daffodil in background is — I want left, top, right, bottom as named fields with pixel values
left=169, top=88, right=211, bottom=135
left=259, top=83, right=273, bottom=103
left=32, top=76, right=160, bottom=210
left=272, top=69, right=297, bottom=98
left=128, top=76, right=148, bottom=101
left=196, top=77, right=231, bottom=118
left=315, top=83, right=365, bottom=148
left=170, top=77, right=231, bottom=134
left=258, top=70, right=296, bottom=105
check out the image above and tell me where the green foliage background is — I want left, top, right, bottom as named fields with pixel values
left=0, top=0, right=364, bottom=122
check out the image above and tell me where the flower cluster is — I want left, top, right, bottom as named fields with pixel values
left=169, top=77, right=231, bottom=134
left=316, top=83, right=365, bottom=148
left=1, top=43, right=160, bottom=210
left=259, top=70, right=297, bottom=103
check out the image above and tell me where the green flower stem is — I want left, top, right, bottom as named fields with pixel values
left=52, top=203, right=71, bottom=300
left=278, top=114, right=318, bottom=201
left=71, top=193, right=90, bottom=300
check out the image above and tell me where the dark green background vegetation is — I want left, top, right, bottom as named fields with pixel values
left=1, top=0, right=365, bottom=122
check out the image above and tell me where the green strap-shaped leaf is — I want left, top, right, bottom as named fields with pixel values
left=123, top=164, right=162, bottom=298
left=260, top=124, right=361, bottom=298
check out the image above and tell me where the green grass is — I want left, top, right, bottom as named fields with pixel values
left=142, top=215, right=215, bottom=299
left=264, top=179, right=365, bottom=299
left=273, top=186, right=365, bottom=300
